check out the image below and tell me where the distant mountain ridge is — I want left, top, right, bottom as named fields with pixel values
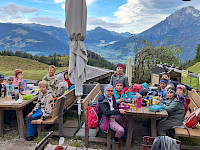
left=0, top=6, right=199, bottom=62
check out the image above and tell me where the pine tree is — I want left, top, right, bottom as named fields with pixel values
left=195, top=44, right=200, bottom=63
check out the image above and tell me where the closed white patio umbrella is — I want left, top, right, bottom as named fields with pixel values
left=65, top=0, right=87, bottom=128
left=126, top=57, right=132, bottom=86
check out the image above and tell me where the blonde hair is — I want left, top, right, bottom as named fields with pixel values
left=38, top=80, right=49, bottom=88
left=177, top=85, right=187, bottom=95
left=49, top=65, right=56, bottom=71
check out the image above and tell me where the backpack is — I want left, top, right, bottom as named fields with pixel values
left=184, top=108, right=200, bottom=128
left=86, top=104, right=99, bottom=128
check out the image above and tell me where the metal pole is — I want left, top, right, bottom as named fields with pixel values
left=190, top=76, right=192, bottom=87
left=78, top=96, right=81, bottom=128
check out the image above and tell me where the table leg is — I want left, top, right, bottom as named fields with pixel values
left=126, top=116, right=134, bottom=149
left=16, top=109, right=25, bottom=138
left=0, top=109, right=4, bottom=136
left=151, top=118, right=157, bottom=137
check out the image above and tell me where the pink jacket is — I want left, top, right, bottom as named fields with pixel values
left=13, top=76, right=24, bottom=88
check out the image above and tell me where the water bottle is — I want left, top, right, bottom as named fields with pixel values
left=24, top=79, right=27, bottom=90
left=137, top=94, right=142, bottom=108
left=14, top=86, right=19, bottom=101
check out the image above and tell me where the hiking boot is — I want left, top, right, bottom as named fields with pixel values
left=25, top=136, right=35, bottom=141
left=3, top=124, right=11, bottom=131
left=112, top=138, right=119, bottom=150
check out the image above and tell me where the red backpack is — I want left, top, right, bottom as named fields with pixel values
left=86, top=105, right=98, bottom=128
left=184, top=108, right=200, bottom=128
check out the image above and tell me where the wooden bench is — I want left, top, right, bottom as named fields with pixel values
left=82, top=83, right=111, bottom=149
left=142, top=136, right=181, bottom=150
left=31, top=89, right=77, bottom=137
left=35, top=131, right=53, bottom=150
left=174, top=91, right=200, bottom=149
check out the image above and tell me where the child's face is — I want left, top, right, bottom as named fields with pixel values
left=17, top=73, right=23, bottom=79
left=160, top=82, right=167, bottom=89
left=39, top=85, right=48, bottom=93
left=105, top=87, right=114, bottom=98
left=48, top=68, right=55, bottom=77
left=116, top=67, right=123, bottom=74
left=162, top=75, right=170, bottom=81
left=0, top=80, right=3, bottom=84
left=115, top=83, right=123, bottom=91
left=65, top=73, right=69, bottom=80
left=167, top=92, right=175, bottom=99
left=176, top=89, right=184, bottom=95
left=8, top=78, right=13, bottom=85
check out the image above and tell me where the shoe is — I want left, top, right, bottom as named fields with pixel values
left=25, top=136, right=35, bottom=141
left=3, top=124, right=11, bottom=131
left=112, top=138, right=119, bottom=150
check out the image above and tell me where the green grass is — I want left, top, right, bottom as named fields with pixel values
left=0, top=56, right=67, bottom=80
left=182, top=62, right=200, bottom=90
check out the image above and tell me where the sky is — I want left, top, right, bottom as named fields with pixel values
left=0, top=0, right=200, bottom=33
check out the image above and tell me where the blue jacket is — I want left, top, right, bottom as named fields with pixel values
left=113, top=88, right=125, bottom=103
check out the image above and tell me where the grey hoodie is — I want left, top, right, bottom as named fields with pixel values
left=56, top=74, right=68, bottom=96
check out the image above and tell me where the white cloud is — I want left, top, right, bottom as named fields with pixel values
left=113, top=0, right=188, bottom=33
left=61, top=4, right=65, bottom=9
left=86, top=0, right=97, bottom=5
left=54, top=0, right=65, bottom=4
left=0, top=3, right=64, bottom=27
left=88, top=17, right=123, bottom=28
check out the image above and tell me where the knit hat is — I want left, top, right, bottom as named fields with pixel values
left=15, top=69, right=22, bottom=77
left=177, top=85, right=187, bottom=95
left=0, top=74, right=5, bottom=80
left=6, top=76, right=14, bottom=81
left=116, top=63, right=124, bottom=69
left=115, top=80, right=123, bottom=85
left=160, top=79, right=168, bottom=86
left=167, top=89, right=176, bottom=95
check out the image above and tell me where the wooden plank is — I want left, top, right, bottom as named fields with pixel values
left=174, top=128, right=189, bottom=137
left=89, top=137, right=107, bottom=143
left=107, top=130, right=111, bottom=149
left=189, top=91, right=200, bottom=108
left=92, top=90, right=102, bottom=103
left=31, top=116, right=58, bottom=124
left=188, top=97, right=198, bottom=112
left=36, top=131, right=53, bottom=150
left=82, top=83, right=100, bottom=111
left=188, top=128, right=200, bottom=138
left=181, top=145, right=200, bottom=150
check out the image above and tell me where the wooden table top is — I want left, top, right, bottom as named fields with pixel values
left=126, top=106, right=168, bottom=118
left=0, top=90, right=38, bottom=109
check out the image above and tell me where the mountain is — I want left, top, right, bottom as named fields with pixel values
left=0, top=23, right=69, bottom=55
left=107, top=6, right=200, bottom=61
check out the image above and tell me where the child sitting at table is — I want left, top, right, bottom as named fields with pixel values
left=157, top=89, right=185, bottom=136
left=158, top=79, right=168, bottom=98
left=43, top=65, right=58, bottom=96
left=13, top=69, right=24, bottom=89
left=0, top=73, right=6, bottom=97
left=176, top=85, right=189, bottom=116
left=113, top=80, right=125, bottom=104
left=110, top=63, right=129, bottom=92
left=25, top=81, right=54, bottom=141
left=64, top=70, right=75, bottom=90
left=6, top=76, right=15, bottom=96
left=57, top=73, right=68, bottom=96
left=97, top=84, right=127, bottom=150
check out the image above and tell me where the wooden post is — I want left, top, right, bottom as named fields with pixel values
left=0, top=109, right=4, bottom=136
left=16, top=109, right=25, bottom=138
left=107, top=129, right=111, bottom=149
left=151, top=118, right=157, bottom=137
left=58, top=97, right=66, bottom=137
left=37, top=125, right=42, bottom=137
left=85, top=123, right=89, bottom=148
left=126, top=115, right=134, bottom=148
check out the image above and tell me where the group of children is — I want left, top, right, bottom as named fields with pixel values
left=96, top=64, right=194, bottom=150
left=0, top=65, right=74, bottom=141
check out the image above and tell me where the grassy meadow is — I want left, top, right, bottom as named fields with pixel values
left=182, top=62, right=200, bottom=90
left=0, top=56, right=67, bottom=80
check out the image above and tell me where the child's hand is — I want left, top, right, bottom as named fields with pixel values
left=27, top=112, right=33, bottom=117
left=119, top=109, right=127, bottom=115
left=120, top=98, right=124, bottom=102
left=37, top=119, right=43, bottom=124
left=191, top=89, right=196, bottom=92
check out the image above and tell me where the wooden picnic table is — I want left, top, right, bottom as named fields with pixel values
left=125, top=106, right=168, bottom=148
left=0, top=91, right=38, bottom=138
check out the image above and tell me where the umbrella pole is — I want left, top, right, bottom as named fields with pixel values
left=78, top=96, right=82, bottom=128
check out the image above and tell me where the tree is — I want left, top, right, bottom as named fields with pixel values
left=133, top=39, right=182, bottom=83
left=195, top=44, right=200, bottom=63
